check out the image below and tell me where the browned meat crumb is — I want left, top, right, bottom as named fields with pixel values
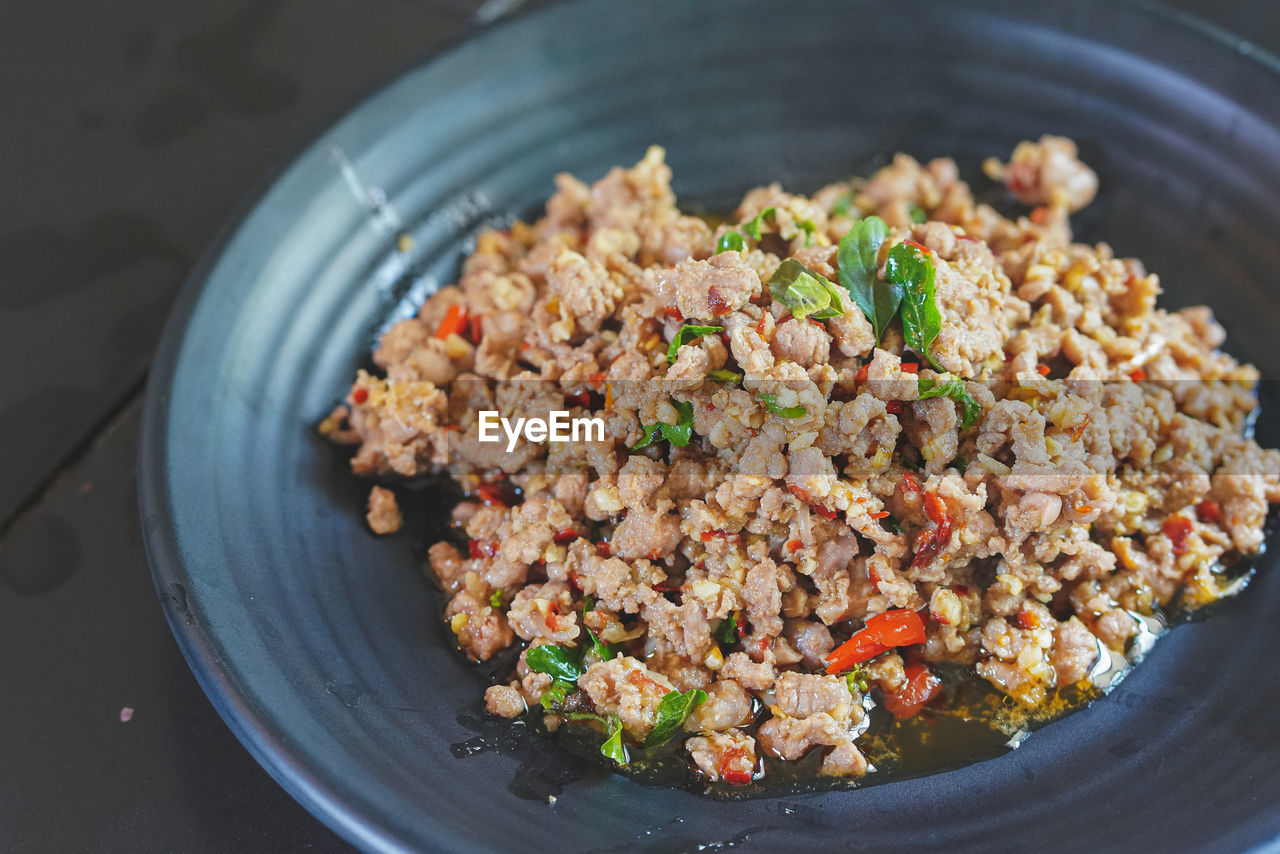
left=365, top=486, right=402, bottom=535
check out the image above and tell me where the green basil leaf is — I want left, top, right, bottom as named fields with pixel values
left=705, top=369, right=743, bottom=384
left=644, top=689, right=708, bottom=748
left=540, top=679, right=575, bottom=710
left=563, top=711, right=606, bottom=723
left=630, top=423, right=664, bottom=451
left=917, top=377, right=982, bottom=430
left=584, top=623, right=621, bottom=663
left=909, top=205, right=928, bottom=224
left=715, top=230, right=745, bottom=253
left=836, top=216, right=897, bottom=341
left=767, top=258, right=844, bottom=320
left=631, top=398, right=696, bottom=451
left=525, top=644, right=583, bottom=682
left=667, top=324, right=724, bottom=364
left=759, top=392, right=806, bottom=418
left=601, top=715, right=630, bottom=765
left=884, top=241, right=942, bottom=370
left=713, top=614, right=738, bottom=645
left=660, top=398, right=695, bottom=446
left=742, top=207, right=776, bottom=241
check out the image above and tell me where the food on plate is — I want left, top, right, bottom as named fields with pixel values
left=325, top=137, right=1280, bottom=788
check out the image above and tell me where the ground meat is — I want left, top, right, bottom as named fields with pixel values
left=684, top=679, right=753, bottom=732
left=984, top=135, right=1098, bottom=213
left=686, top=730, right=757, bottom=783
left=364, top=485, right=402, bottom=535
left=719, top=653, right=776, bottom=691
left=426, top=541, right=468, bottom=593
left=579, top=656, right=676, bottom=739
left=672, top=251, right=760, bottom=320
left=1051, top=617, right=1100, bottom=687
left=485, top=684, right=525, bottom=718
left=330, top=140, right=1280, bottom=788
left=444, top=576, right=514, bottom=662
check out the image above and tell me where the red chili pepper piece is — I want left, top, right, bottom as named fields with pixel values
left=902, top=238, right=932, bottom=255
left=899, top=472, right=922, bottom=496
left=468, top=312, right=484, bottom=344
left=1163, top=515, right=1193, bottom=554
left=595, top=541, right=611, bottom=558
left=881, top=662, right=943, bottom=720
left=1129, top=368, right=1146, bottom=382
left=856, top=363, right=870, bottom=384
left=565, top=391, right=592, bottom=408
left=824, top=608, right=927, bottom=674
left=900, top=362, right=919, bottom=374
left=351, top=387, right=369, bottom=405
left=663, top=305, right=684, bottom=321
left=475, top=483, right=508, bottom=507
left=1036, top=363, right=1050, bottom=376
left=468, top=540, right=497, bottom=560
left=786, top=539, right=803, bottom=553
left=869, top=511, right=890, bottom=520
left=911, top=491, right=952, bottom=568
left=885, top=400, right=904, bottom=415
left=553, top=529, right=580, bottom=545
left=587, top=372, right=607, bottom=390
left=435, top=304, right=469, bottom=339
left=1195, top=500, right=1222, bottom=525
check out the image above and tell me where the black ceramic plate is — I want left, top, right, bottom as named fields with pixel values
left=139, top=1, right=1280, bottom=851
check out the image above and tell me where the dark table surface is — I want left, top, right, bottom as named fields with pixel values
left=1, top=1, right=1277, bottom=851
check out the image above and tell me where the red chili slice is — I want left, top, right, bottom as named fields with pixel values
left=1195, top=500, right=1222, bottom=525
left=475, top=483, right=508, bottom=507
left=824, top=609, right=927, bottom=674
left=881, top=662, right=942, bottom=720
left=1163, top=515, right=1193, bottom=555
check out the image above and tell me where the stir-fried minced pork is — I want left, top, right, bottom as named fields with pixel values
left=328, top=137, right=1280, bottom=785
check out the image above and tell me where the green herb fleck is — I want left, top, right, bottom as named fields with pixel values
left=836, top=215, right=898, bottom=342
left=758, top=392, right=807, bottom=418
left=525, top=644, right=583, bottom=683
left=713, top=614, right=738, bottom=645
left=715, top=230, right=745, bottom=253
left=832, top=193, right=855, bottom=219
left=909, top=205, right=928, bottom=224
left=540, top=679, right=575, bottom=710
left=884, top=241, right=942, bottom=370
left=886, top=516, right=903, bottom=534
left=767, top=258, right=845, bottom=320
left=845, top=666, right=870, bottom=694
left=705, top=369, right=743, bottom=384
left=667, top=324, right=723, bottom=364
left=644, top=689, right=709, bottom=748
left=632, top=398, right=695, bottom=451
left=742, top=207, right=777, bottom=241
left=488, top=589, right=505, bottom=609
left=601, top=715, right=630, bottom=765
left=797, top=219, right=818, bottom=246
left=917, top=377, right=982, bottom=429
left=950, top=454, right=968, bottom=473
